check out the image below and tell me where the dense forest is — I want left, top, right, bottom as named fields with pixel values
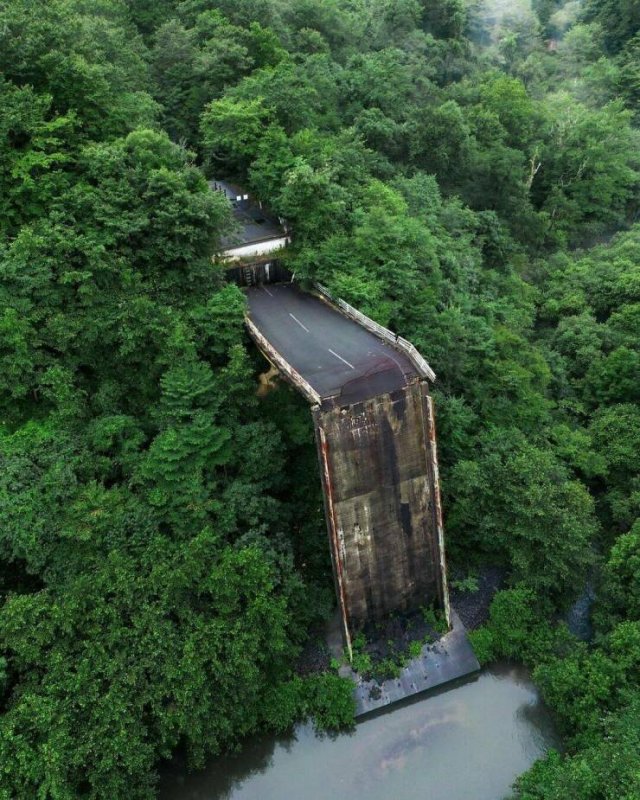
left=1, top=0, right=639, bottom=797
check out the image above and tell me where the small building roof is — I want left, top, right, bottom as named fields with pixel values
left=210, top=179, right=286, bottom=248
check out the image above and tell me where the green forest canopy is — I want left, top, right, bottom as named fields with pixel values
left=1, top=0, right=639, bottom=797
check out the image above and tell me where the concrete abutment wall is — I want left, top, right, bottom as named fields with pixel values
left=313, top=381, right=450, bottom=655
left=244, top=284, right=451, bottom=659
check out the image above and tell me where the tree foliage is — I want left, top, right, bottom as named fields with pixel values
left=2, top=0, right=640, bottom=797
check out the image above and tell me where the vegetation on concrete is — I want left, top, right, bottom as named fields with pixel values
left=347, top=605, right=449, bottom=682
left=1, top=0, right=639, bottom=797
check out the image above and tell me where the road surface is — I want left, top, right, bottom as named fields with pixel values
left=246, top=284, right=416, bottom=403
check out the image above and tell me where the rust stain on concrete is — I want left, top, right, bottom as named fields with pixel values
left=245, top=284, right=451, bottom=650
left=314, top=382, right=449, bottom=640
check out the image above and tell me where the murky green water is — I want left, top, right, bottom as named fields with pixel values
left=160, top=664, right=559, bottom=800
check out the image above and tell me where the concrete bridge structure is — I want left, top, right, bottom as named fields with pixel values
left=214, top=177, right=478, bottom=712
left=245, top=281, right=452, bottom=658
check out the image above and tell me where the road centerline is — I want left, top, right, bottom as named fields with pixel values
left=328, top=348, right=355, bottom=369
left=289, top=313, right=310, bottom=333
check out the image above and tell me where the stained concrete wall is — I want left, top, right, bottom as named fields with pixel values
left=313, top=381, right=449, bottom=652
left=225, top=259, right=292, bottom=287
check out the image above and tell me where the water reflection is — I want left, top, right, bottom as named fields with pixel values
left=160, top=665, right=560, bottom=800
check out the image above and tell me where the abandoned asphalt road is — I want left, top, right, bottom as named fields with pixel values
left=246, top=283, right=416, bottom=401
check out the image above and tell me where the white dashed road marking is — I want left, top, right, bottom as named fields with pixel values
left=328, top=349, right=355, bottom=369
left=289, top=313, right=310, bottom=332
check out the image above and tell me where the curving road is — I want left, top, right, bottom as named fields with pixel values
left=246, top=284, right=416, bottom=403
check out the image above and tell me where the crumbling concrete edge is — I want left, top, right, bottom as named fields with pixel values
left=245, top=316, right=321, bottom=406
left=314, top=283, right=436, bottom=382
left=422, top=387, right=452, bottom=628
left=313, top=412, right=354, bottom=661
left=350, top=609, right=481, bottom=718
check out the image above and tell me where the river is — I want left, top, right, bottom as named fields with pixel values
left=160, top=664, right=559, bottom=800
